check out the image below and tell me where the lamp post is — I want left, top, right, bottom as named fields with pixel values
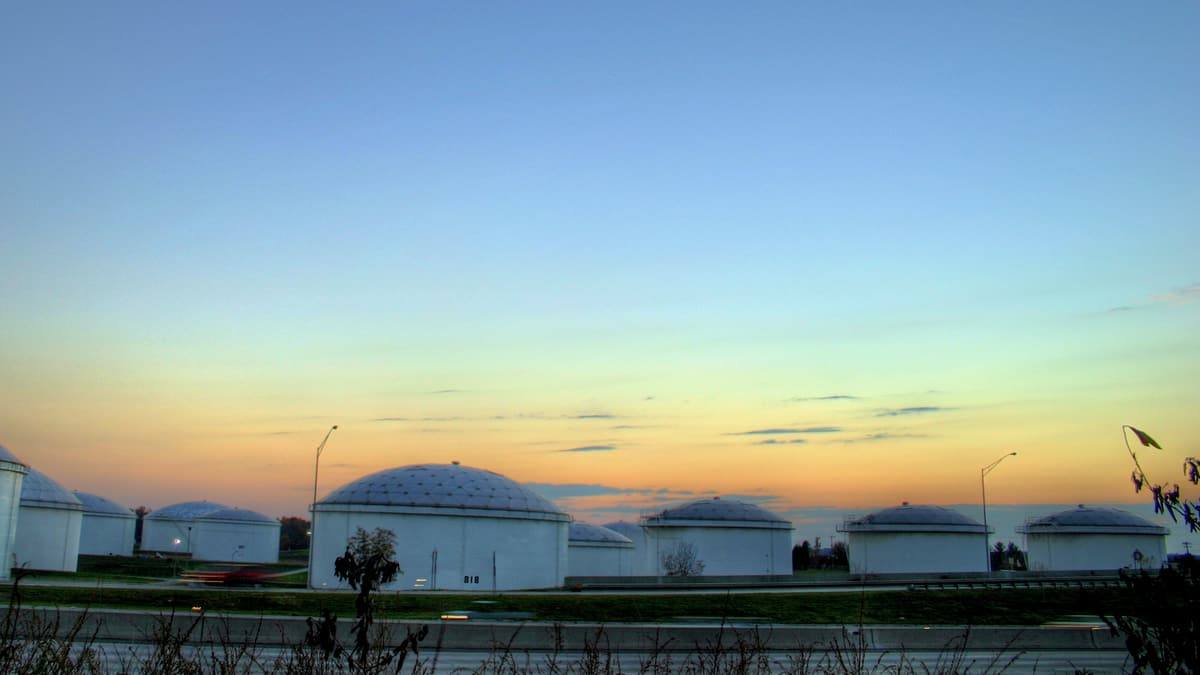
left=307, top=425, right=337, bottom=587
left=981, top=452, right=1016, bottom=573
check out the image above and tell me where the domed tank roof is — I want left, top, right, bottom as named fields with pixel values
left=569, top=522, right=634, bottom=545
left=319, top=463, right=569, bottom=521
left=147, top=501, right=229, bottom=521
left=73, top=491, right=135, bottom=517
left=20, top=469, right=83, bottom=511
left=1018, top=505, right=1168, bottom=535
left=0, top=444, right=29, bottom=472
left=197, top=507, right=276, bottom=524
left=644, top=497, right=791, bottom=528
left=839, top=504, right=986, bottom=533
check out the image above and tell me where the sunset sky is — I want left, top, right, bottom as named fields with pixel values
left=2, top=3, right=1197, bottom=545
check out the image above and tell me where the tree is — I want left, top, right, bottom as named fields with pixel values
left=279, top=516, right=310, bottom=551
left=347, top=527, right=397, bottom=562
left=661, top=540, right=705, bottom=577
left=133, top=506, right=151, bottom=548
left=1123, top=425, right=1199, bottom=530
left=829, top=541, right=849, bottom=569
left=990, top=541, right=1027, bottom=571
left=1106, top=556, right=1199, bottom=675
left=1006, top=542, right=1027, bottom=571
left=1103, top=425, right=1200, bottom=674
left=793, top=541, right=812, bottom=571
left=300, top=527, right=424, bottom=672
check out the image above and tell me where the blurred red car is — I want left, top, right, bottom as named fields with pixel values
left=181, top=564, right=272, bottom=586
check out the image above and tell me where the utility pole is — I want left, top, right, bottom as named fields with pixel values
left=981, top=452, right=1017, bottom=573
left=307, top=425, right=338, bottom=588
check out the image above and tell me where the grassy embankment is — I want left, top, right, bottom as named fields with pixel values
left=10, top=584, right=1130, bottom=625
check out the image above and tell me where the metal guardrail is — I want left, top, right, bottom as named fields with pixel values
left=567, top=572, right=1125, bottom=592
left=906, top=577, right=1123, bottom=591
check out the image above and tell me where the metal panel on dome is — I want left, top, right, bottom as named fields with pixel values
left=147, top=501, right=229, bottom=520
left=73, top=491, right=135, bottom=517
left=198, top=507, right=276, bottom=523
left=319, top=464, right=568, bottom=518
left=20, top=470, right=83, bottom=510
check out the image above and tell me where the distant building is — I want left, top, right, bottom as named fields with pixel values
left=143, top=501, right=280, bottom=563
left=75, top=491, right=136, bottom=556
left=838, top=503, right=989, bottom=577
left=15, top=469, right=83, bottom=572
left=0, top=446, right=29, bottom=581
left=1018, top=505, right=1168, bottom=572
left=311, top=463, right=569, bottom=591
left=567, top=522, right=635, bottom=577
left=642, top=497, right=794, bottom=577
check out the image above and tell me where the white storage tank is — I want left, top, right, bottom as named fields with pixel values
left=141, top=501, right=227, bottom=555
left=568, top=522, right=635, bottom=577
left=0, top=446, right=29, bottom=581
left=311, top=463, right=570, bottom=591
left=15, top=469, right=83, bottom=573
left=838, top=503, right=989, bottom=577
left=1018, top=505, right=1168, bottom=572
left=192, top=507, right=281, bottom=563
left=642, top=497, right=794, bottom=577
left=74, top=491, right=136, bottom=556
left=142, top=501, right=279, bottom=563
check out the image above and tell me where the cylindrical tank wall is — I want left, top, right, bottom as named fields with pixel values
left=311, top=510, right=567, bottom=591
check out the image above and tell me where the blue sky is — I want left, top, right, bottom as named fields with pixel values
left=1, top=3, right=1197, bottom=530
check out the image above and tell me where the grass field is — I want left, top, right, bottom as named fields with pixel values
left=9, top=580, right=1128, bottom=627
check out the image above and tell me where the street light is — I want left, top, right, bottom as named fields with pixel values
left=981, top=451, right=1017, bottom=573
left=308, top=425, right=337, bottom=587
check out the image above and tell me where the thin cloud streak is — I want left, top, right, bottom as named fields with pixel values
left=524, top=484, right=703, bottom=514
left=555, top=445, right=616, bottom=453
left=372, top=416, right=464, bottom=423
left=839, top=432, right=930, bottom=444
left=1105, top=282, right=1199, bottom=313
left=374, top=413, right=562, bottom=423
left=524, top=483, right=647, bottom=499
left=729, top=427, right=842, bottom=436
left=875, top=406, right=950, bottom=417
left=1152, top=282, right=1200, bottom=304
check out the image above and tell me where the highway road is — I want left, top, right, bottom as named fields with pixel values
left=64, top=641, right=1135, bottom=674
